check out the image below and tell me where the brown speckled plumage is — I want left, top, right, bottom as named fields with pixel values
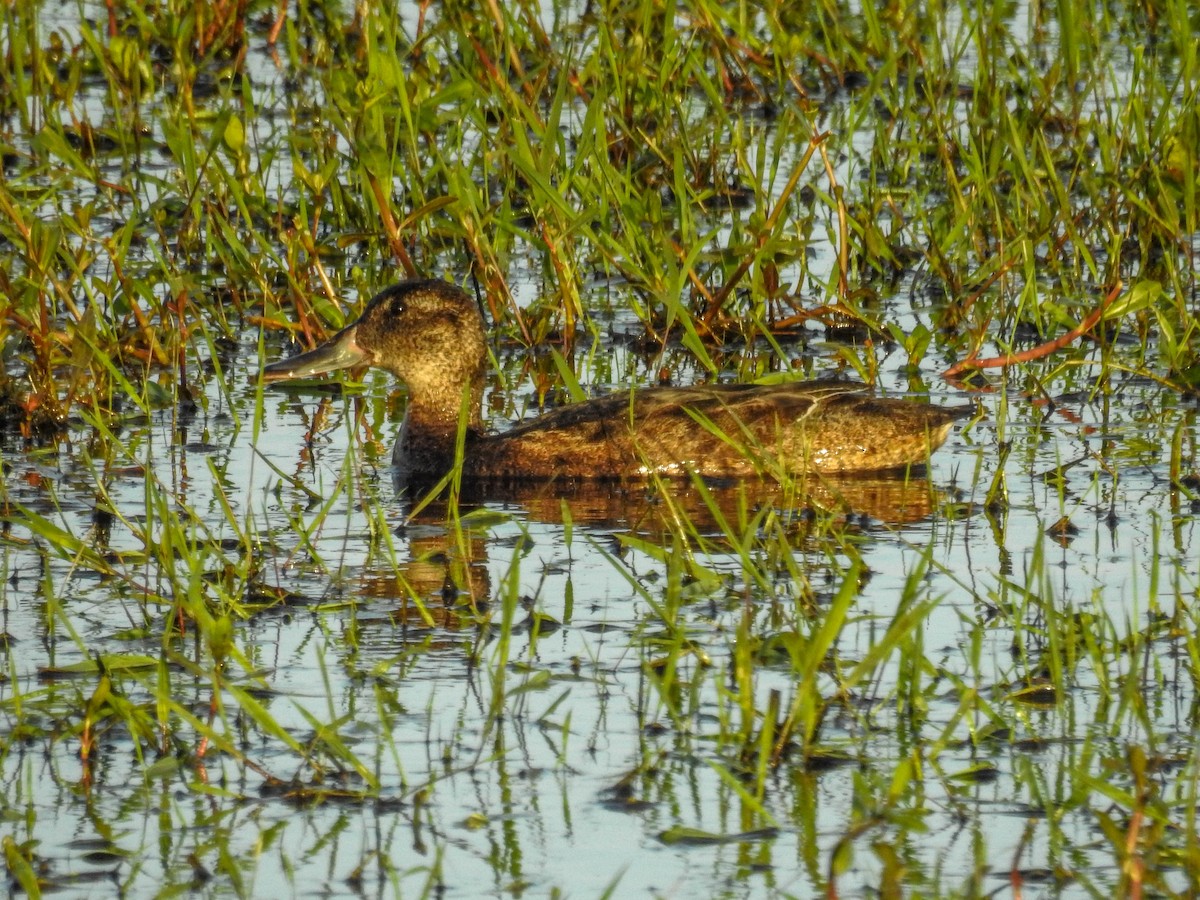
left=263, top=280, right=969, bottom=480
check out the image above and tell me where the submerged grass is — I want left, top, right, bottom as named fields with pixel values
left=0, top=0, right=1199, bottom=895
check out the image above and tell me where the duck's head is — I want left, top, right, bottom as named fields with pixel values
left=262, top=280, right=488, bottom=402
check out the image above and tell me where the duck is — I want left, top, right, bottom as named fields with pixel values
left=262, top=279, right=969, bottom=481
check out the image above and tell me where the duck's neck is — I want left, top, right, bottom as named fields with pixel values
left=397, top=376, right=485, bottom=468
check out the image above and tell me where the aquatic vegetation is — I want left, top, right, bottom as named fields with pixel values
left=0, top=0, right=1198, bottom=896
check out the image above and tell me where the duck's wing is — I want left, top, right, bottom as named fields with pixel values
left=473, top=384, right=837, bottom=479
left=470, top=381, right=964, bottom=479
left=625, top=382, right=966, bottom=475
left=625, top=383, right=838, bottom=476
left=468, top=393, right=639, bottom=479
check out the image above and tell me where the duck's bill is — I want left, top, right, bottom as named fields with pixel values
left=261, top=327, right=369, bottom=382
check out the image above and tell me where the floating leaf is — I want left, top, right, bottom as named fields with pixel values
left=1007, top=683, right=1060, bottom=706
left=658, top=826, right=779, bottom=846
left=949, top=763, right=1001, bottom=783
left=39, top=654, right=158, bottom=677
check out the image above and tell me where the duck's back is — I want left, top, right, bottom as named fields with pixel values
left=462, top=381, right=963, bottom=480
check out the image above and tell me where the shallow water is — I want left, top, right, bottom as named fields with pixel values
left=3, top=0, right=1200, bottom=897
left=2, top=339, right=1196, bottom=896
